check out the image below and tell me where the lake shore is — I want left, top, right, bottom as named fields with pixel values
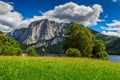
left=108, top=55, right=120, bottom=62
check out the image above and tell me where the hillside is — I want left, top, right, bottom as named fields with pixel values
left=0, top=56, right=120, bottom=80
left=90, top=30, right=119, bottom=45
left=107, top=38, right=120, bottom=55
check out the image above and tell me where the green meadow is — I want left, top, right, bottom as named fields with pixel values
left=0, top=56, right=120, bottom=80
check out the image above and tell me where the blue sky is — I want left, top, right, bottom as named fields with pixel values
left=1, top=0, right=120, bottom=37
left=3, top=0, right=120, bottom=20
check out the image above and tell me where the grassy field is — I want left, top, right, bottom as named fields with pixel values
left=0, top=56, right=120, bottom=80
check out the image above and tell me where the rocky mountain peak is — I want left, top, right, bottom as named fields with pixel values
left=8, top=19, right=70, bottom=47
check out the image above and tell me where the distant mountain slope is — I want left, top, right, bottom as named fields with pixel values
left=8, top=19, right=120, bottom=55
left=106, top=38, right=120, bottom=55
left=90, top=30, right=119, bottom=45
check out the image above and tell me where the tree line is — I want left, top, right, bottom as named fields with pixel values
left=0, top=32, right=36, bottom=56
left=63, top=23, right=108, bottom=59
left=0, top=23, right=108, bottom=59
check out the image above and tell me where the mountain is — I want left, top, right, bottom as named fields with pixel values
left=90, top=30, right=119, bottom=45
left=8, top=19, right=70, bottom=47
left=8, top=19, right=120, bottom=54
left=106, top=38, right=120, bottom=55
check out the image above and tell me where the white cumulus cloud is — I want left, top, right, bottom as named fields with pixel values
left=0, top=24, right=12, bottom=32
left=102, top=20, right=120, bottom=37
left=0, top=1, right=103, bottom=32
left=0, top=1, right=13, bottom=15
left=43, top=2, right=103, bottom=27
left=0, top=1, right=25, bottom=32
left=112, top=0, right=118, bottom=2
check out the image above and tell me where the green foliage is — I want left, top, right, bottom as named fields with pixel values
left=63, top=23, right=95, bottom=57
left=0, top=57, right=119, bottom=80
left=1, top=46, right=22, bottom=56
left=93, top=40, right=108, bottom=59
left=36, top=43, right=64, bottom=54
left=0, top=34, right=22, bottom=56
left=26, top=47, right=36, bottom=56
left=66, top=48, right=81, bottom=57
left=106, top=38, right=120, bottom=55
left=0, top=31, right=2, bottom=34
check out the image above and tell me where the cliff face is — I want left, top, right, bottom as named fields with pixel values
left=8, top=19, right=70, bottom=47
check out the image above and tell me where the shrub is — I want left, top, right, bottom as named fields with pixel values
left=0, top=34, right=22, bottom=56
left=66, top=48, right=81, bottom=57
left=93, top=40, right=108, bottom=59
left=1, top=46, right=22, bottom=56
left=26, top=47, right=36, bottom=56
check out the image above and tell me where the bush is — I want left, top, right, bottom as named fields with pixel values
left=26, top=47, right=36, bottom=56
left=1, top=46, right=22, bottom=56
left=0, top=34, right=22, bottom=56
left=93, top=40, right=108, bottom=59
left=14, top=48, right=23, bottom=56
left=66, top=48, right=81, bottom=57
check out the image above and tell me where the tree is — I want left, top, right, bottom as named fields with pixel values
left=92, top=40, right=108, bottom=59
left=63, top=23, right=95, bottom=57
left=66, top=48, right=81, bottom=57
left=26, top=47, right=36, bottom=56
left=0, top=31, right=2, bottom=34
left=0, top=34, right=22, bottom=56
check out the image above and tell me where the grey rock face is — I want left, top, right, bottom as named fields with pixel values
left=8, top=19, right=70, bottom=47
left=8, top=28, right=27, bottom=41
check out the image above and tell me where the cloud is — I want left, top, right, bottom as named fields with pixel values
left=102, top=20, right=120, bottom=37
left=0, top=24, right=12, bottom=32
left=0, top=1, right=48, bottom=32
left=106, top=20, right=120, bottom=27
left=112, top=0, right=120, bottom=2
left=102, top=31, right=120, bottom=37
left=104, top=14, right=108, bottom=18
left=43, top=2, right=103, bottom=26
left=112, top=0, right=118, bottom=2
left=0, top=1, right=13, bottom=15
left=0, top=1, right=24, bottom=32
left=0, top=1, right=103, bottom=32
left=100, top=26, right=107, bottom=30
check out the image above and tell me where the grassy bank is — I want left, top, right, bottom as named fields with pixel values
left=0, top=56, right=120, bottom=80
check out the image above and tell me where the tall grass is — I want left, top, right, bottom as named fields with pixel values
left=0, top=56, right=120, bottom=80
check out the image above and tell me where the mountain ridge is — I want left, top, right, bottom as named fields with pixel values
left=8, top=19, right=71, bottom=47
left=8, top=19, right=120, bottom=54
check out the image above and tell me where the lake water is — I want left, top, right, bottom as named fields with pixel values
left=109, top=55, right=120, bottom=62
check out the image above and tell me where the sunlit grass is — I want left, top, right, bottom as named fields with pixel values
left=0, top=56, right=120, bottom=80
